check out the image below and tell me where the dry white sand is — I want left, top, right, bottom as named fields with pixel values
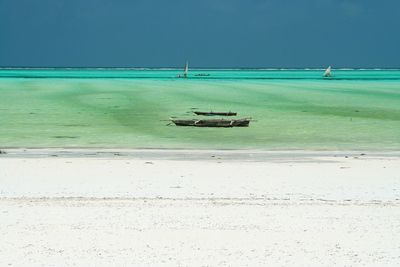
left=0, top=149, right=400, bottom=266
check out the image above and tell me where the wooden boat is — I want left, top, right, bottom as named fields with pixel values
left=194, top=111, right=237, bottom=116
left=171, top=118, right=250, bottom=127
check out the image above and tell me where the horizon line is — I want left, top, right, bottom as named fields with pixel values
left=1, top=66, right=400, bottom=70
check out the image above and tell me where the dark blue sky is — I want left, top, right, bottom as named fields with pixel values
left=0, top=0, right=399, bottom=68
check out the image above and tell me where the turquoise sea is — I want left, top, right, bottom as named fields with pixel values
left=0, top=69, right=399, bottom=150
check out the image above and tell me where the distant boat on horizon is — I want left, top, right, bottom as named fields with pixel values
left=183, top=61, right=188, bottom=78
left=177, top=61, right=189, bottom=78
left=323, top=66, right=332, bottom=77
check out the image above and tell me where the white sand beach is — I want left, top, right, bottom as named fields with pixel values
left=1, top=149, right=400, bottom=266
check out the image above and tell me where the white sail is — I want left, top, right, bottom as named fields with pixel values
left=183, top=61, right=188, bottom=78
left=323, top=66, right=332, bottom=77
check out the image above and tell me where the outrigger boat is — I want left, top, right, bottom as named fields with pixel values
left=171, top=118, right=250, bottom=127
left=193, top=111, right=237, bottom=116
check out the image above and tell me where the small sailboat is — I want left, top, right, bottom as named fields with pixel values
left=177, top=61, right=189, bottom=78
left=183, top=61, right=189, bottom=78
left=323, top=66, right=332, bottom=77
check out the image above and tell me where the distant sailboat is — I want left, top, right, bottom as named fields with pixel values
left=183, top=61, right=189, bottom=78
left=323, top=66, right=332, bottom=77
left=177, top=61, right=189, bottom=78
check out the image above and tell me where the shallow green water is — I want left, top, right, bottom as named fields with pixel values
left=0, top=69, right=399, bottom=150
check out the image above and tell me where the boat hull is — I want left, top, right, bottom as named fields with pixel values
left=171, top=118, right=250, bottom=127
left=193, top=111, right=237, bottom=116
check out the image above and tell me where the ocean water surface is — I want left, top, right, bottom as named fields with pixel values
left=0, top=69, right=399, bottom=150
